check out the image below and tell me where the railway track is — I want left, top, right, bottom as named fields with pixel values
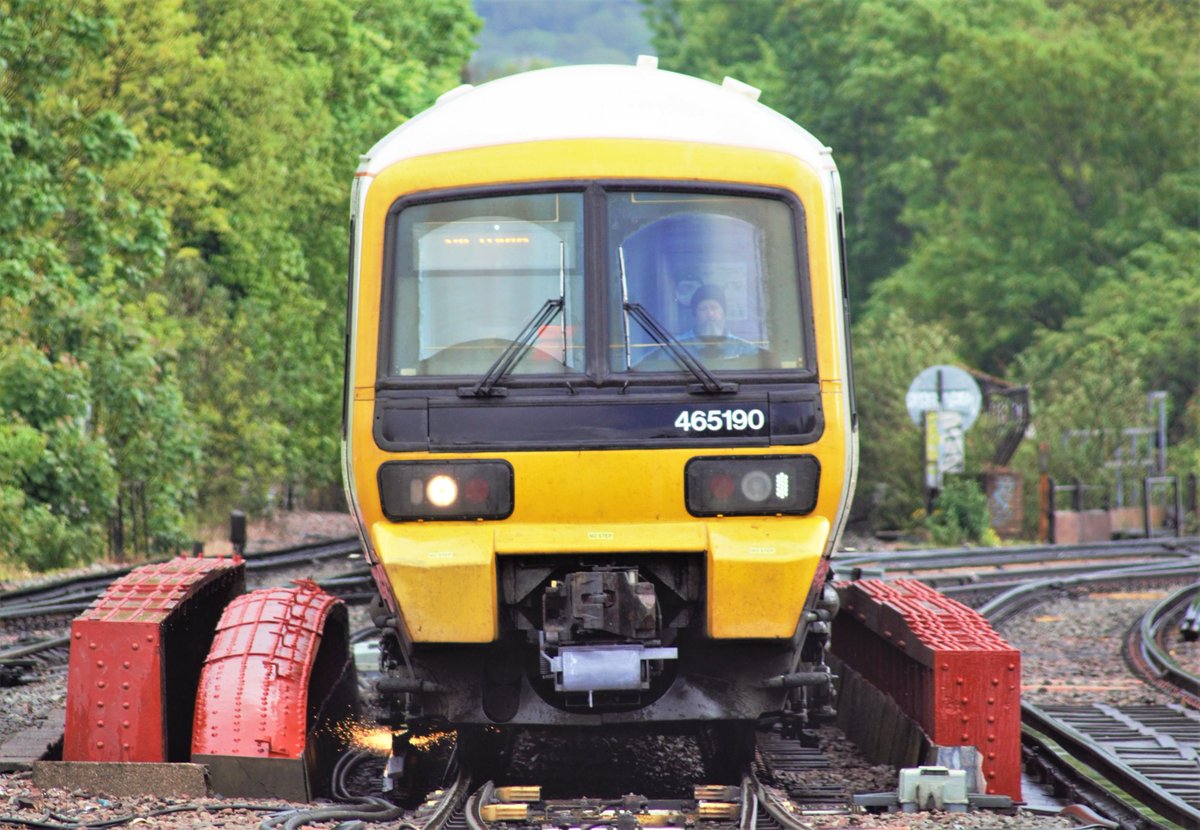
left=454, top=774, right=811, bottom=830
left=971, top=555, right=1200, bottom=829
left=0, top=536, right=367, bottom=633
left=834, top=537, right=1200, bottom=603
left=1124, top=583, right=1200, bottom=707
left=1023, top=703, right=1200, bottom=830
left=2, top=533, right=1197, bottom=829
left=261, top=733, right=821, bottom=830
left=0, top=634, right=72, bottom=684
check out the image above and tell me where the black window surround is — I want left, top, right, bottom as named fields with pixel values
left=375, top=180, right=820, bottom=393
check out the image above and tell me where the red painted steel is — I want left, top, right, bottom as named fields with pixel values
left=64, top=557, right=244, bottom=762
left=832, top=578, right=1022, bottom=801
left=192, top=581, right=342, bottom=761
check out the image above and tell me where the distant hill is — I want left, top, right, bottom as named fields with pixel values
left=469, top=0, right=653, bottom=82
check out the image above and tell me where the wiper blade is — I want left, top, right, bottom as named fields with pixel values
left=462, top=297, right=564, bottom=397
left=624, top=302, right=737, bottom=394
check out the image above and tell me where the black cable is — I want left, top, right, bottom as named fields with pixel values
left=258, top=748, right=419, bottom=830
left=258, top=798, right=415, bottom=830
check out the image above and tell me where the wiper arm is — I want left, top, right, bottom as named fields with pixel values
left=624, top=302, right=737, bottom=394
left=462, top=297, right=564, bottom=397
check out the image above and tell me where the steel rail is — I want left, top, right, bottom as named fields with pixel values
left=459, top=773, right=808, bottom=830
left=463, top=781, right=495, bottom=830
left=241, top=537, right=362, bottom=570
left=977, top=560, right=1200, bottom=626
left=970, top=557, right=1200, bottom=828
left=1022, top=704, right=1198, bottom=830
left=746, top=771, right=814, bottom=830
left=0, top=634, right=71, bottom=662
left=738, top=776, right=758, bottom=830
left=0, top=536, right=367, bottom=634
left=1126, top=583, right=1200, bottom=705
left=0, top=536, right=362, bottom=609
left=833, top=536, right=1200, bottom=576
left=417, top=766, right=475, bottom=830
left=929, top=557, right=1200, bottom=589
left=0, top=601, right=96, bottom=626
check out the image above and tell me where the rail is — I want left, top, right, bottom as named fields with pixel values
left=1124, top=583, right=1200, bottom=706
left=0, top=536, right=365, bottom=632
left=1022, top=703, right=1200, bottom=830
left=969, top=560, right=1200, bottom=829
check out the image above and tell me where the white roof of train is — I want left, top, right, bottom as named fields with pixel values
left=359, top=58, right=831, bottom=175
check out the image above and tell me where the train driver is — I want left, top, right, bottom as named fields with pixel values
left=676, top=283, right=760, bottom=360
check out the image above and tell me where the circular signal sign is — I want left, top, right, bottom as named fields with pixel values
left=905, top=365, right=983, bottom=429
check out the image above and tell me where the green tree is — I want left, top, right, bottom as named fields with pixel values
left=927, top=477, right=996, bottom=546
left=48, top=0, right=479, bottom=519
left=1, top=0, right=195, bottom=567
left=1, top=0, right=481, bottom=569
left=871, top=3, right=1199, bottom=372
left=169, top=0, right=479, bottom=514
left=849, top=310, right=962, bottom=531
left=1015, top=221, right=1200, bottom=482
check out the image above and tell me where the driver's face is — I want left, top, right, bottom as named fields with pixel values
left=694, top=298, right=725, bottom=337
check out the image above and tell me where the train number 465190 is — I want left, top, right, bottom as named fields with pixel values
left=674, top=408, right=766, bottom=433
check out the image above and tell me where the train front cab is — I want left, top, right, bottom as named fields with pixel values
left=346, top=130, right=856, bottom=734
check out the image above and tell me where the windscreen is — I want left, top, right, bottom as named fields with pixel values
left=386, top=192, right=585, bottom=376
left=382, top=187, right=808, bottom=381
left=609, top=192, right=805, bottom=373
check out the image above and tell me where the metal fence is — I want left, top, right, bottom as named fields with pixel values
left=1046, top=472, right=1198, bottom=543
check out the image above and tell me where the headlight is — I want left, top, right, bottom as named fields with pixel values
left=685, top=455, right=819, bottom=517
left=426, top=475, right=458, bottom=507
left=378, top=460, right=513, bottom=521
left=740, top=470, right=773, bottom=502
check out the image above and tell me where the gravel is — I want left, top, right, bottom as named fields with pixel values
left=998, top=586, right=1191, bottom=707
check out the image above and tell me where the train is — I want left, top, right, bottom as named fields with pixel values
left=342, top=57, right=858, bottom=784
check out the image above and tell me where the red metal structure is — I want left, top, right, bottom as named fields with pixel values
left=192, top=580, right=356, bottom=800
left=62, top=559, right=354, bottom=801
left=831, top=579, right=1022, bottom=801
left=64, top=557, right=244, bottom=763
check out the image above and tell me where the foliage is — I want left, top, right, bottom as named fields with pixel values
left=869, top=3, right=1199, bottom=374
left=71, top=0, right=481, bottom=523
left=926, top=477, right=997, bottom=547
left=0, top=0, right=189, bottom=567
left=3, top=0, right=1196, bottom=562
left=471, top=0, right=651, bottom=81
left=0, top=0, right=479, bottom=569
left=647, top=0, right=1200, bottom=535
left=1009, top=221, right=1200, bottom=514
left=848, top=310, right=962, bottom=531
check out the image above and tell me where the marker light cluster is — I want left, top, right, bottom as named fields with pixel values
left=684, top=455, right=820, bottom=517
left=378, top=460, right=513, bottom=521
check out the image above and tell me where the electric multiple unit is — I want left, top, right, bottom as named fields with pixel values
left=343, top=59, right=857, bottom=772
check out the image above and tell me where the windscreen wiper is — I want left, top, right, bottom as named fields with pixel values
left=617, top=245, right=735, bottom=394
left=623, top=302, right=737, bottom=394
left=462, top=297, right=564, bottom=397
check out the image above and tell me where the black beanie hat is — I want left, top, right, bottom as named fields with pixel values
left=690, top=283, right=726, bottom=312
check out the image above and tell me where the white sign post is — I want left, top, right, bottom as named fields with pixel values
left=938, top=410, right=965, bottom=474
left=907, top=366, right=981, bottom=505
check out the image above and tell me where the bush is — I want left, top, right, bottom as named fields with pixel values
left=926, top=477, right=998, bottom=546
left=849, top=309, right=962, bottom=532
